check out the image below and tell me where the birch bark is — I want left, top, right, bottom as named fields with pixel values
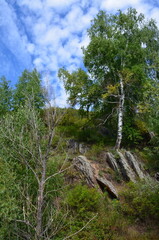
left=115, top=75, right=125, bottom=150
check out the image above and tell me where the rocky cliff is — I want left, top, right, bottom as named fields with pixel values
left=72, top=150, right=150, bottom=199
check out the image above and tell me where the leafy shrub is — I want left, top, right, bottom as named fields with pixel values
left=0, top=159, right=20, bottom=239
left=86, top=143, right=105, bottom=161
left=123, top=124, right=143, bottom=146
left=120, top=181, right=159, bottom=221
left=58, top=108, right=112, bottom=143
left=62, top=185, right=130, bottom=240
left=141, top=136, right=159, bottom=172
left=66, top=184, right=101, bottom=217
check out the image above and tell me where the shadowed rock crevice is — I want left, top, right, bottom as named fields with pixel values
left=105, top=150, right=148, bottom=183
left=73, top=155, right=118, bottom=198
left=96, top=177, right=118, bottom=199
left=73, top=150, right=149, bottom=199
left=125, top=151, right=145, bottom=179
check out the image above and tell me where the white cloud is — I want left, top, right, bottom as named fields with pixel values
left=2, top=0, right=159, bottom=106
left=46, top=0, right=77, bottom=9
left=33, top=57, right=44, bottom=70
left=27, top=43, right=35, bottom=54
left=0, top=0, right=32, bottom=80
left=149, top=7, right=159, bottom=24
left=101, top=0, right=140, bottom=11
left=18, top=0, right=43, bottom=10
left=54, top=87, right=69, bottom=107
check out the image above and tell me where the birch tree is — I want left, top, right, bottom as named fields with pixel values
left=59, top=8, right=159, bottom=149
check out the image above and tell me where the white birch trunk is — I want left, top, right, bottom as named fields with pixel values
left=115, top=76, right=125, bottom=150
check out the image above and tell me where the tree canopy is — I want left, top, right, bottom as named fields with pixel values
left=59, top=8, right=159, bottom=148
left=0, top=76, right=12, bottom=115
left=13, top=69, right=45, bottom=110
left=1, top=8, right=159, bottom=239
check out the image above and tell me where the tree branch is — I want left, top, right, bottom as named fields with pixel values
left=62, top=214, right=98, bottom=240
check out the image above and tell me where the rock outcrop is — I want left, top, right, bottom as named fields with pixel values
left=67, top=139, right=89, bottom=154
left=73, top=156, right=95, bottom=187
left=106, top=152, right=120, bottom=172
left=73, top=150, right=149, bottom=199
left=117, top=151, right=137, bottom=182
left=73, top=155, right=118, bottom=198
left=96, top=176, right=118, bottom=199
left=105, top=150, right=147, bottom=183
left=155, top=172, right=159, bottom=181
left=125, top=151, right=145, bottom=179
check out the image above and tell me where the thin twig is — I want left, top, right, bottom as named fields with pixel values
left=63, top=214, right=98, bottom=240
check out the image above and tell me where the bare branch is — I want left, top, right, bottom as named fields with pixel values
left=98, top=107, right=116, bottom=126
left=15, top=220, right=35, bottom=230
left=45, top=164, right=74, bottom=183
left=62, top=214, right=98, bottom=240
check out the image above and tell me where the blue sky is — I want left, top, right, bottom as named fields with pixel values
left=0, top=0, right=159, bottom=106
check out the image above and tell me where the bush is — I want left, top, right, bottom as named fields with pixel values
left=120, top=181, right=159, bottom=222
left=86, top=143, right=106, bottom=162
left=62, top=185, right=130, bottom=240
left=0, top=159, right=20, bottom=239
left=66, top=184, right=101, bottom=217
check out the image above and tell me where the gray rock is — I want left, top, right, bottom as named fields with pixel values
left=155, top=172, right=159, bottom=181
left=117, top=151, right=136, bottom=182
left=68, top=139, right=79, bottom=153
left=79, top=143, right=89, bottom=154
left=73, top=156, right=95, bottom=187
left=96, top=176, right=118, bottom=198
left=73, top=155, right=118, bottom=198
left=68, top=139, right=89, bottom=154
left=125, top=151, right=145, bottom=179
left=106, top=152, right=119, bottom=172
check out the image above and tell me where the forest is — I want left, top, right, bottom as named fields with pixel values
left=0, top=8, right=159, bottom=240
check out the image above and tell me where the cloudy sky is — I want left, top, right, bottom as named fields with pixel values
left=0, top=0, right=159, bottom=106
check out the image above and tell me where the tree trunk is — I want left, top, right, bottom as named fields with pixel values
left=36, top=159, right=46, bottom=239
left=115, top=76, right=125, bottom=150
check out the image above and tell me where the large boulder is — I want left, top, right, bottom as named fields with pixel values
left=73, top=155, right=118, bottom=198
left=96, top=176, right=118, bottom=199
left=106, top=152, right=120, bottom=172
left=125, top=151, right=145, bottom=179
left=105, top=150, right=148, bottom=182
left=72, top=150, right=149, bottom=199
left=73, top=156, right=96, bottom=187
left=117, top=151, right=137, bottom=182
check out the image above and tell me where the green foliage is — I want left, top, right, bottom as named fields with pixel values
left=59, top=8, right=159, bottom=148
left=13, top=69, right=45, bottom=110
left=58, top=108, right=106, bottom=143
left=123, top=122, right=143, bottom=146
left=66, top=184, right=101, bottom=217
left=76, top=127, right=103, bottom=143
left=46, top=157, right=64, bottom=198
left=0, top=76, right=12, bottom=116
left=58, top=69, right=92, bottom=111
left=0, top=104, right=45, bottom=166
left=0, top=100, right=67, bottom=238
left=60, top=186, right=132, bottom=240
left=0, top=68, right=45, bottom=116
left=58, top=108, right=88, bottom=140
left=140, top=145, right=159, bottom=172
left=121, top=181, right=159, bottom=221
left=0, top=159, right=20, bottom=239
left=86, top=142, right=106, bottom=161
